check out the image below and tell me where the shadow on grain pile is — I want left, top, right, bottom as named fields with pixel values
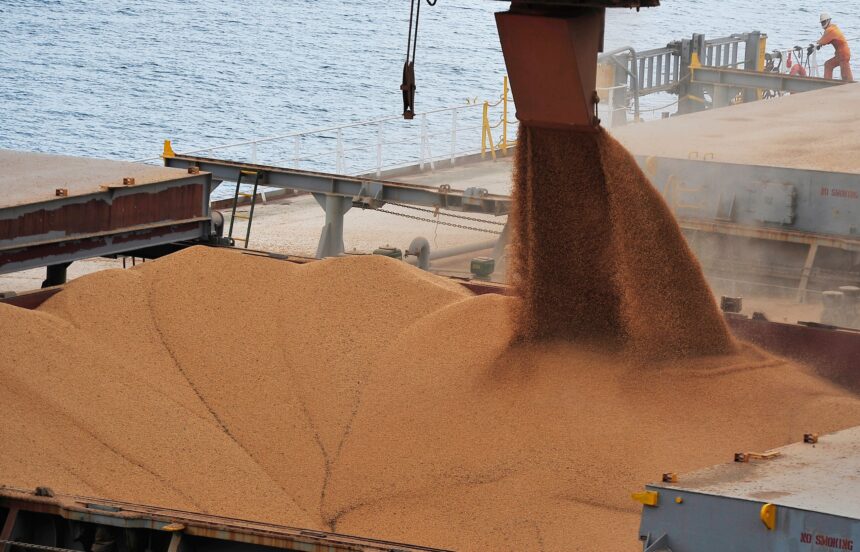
left=1, top=127, right=860, bottom=551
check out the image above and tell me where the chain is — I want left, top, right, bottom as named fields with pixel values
left=385, top=201, right=507, bottom=226
left=377, top=207, right=502, bottom=235
left=0, top=540, right=83, bottom=552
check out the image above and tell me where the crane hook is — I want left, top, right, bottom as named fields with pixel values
left=401, top=0, right=438, bottom=120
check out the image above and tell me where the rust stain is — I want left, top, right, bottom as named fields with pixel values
left=0, top=185, right=204, bottom=241
left=0, top=222, right=202, bottom=266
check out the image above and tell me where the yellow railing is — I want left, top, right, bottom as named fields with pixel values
left=481, top=76, right=516, bottom=160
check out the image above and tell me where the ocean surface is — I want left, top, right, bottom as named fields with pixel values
left=1, top=0, right=858, bottom=163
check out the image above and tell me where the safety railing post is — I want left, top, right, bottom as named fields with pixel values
left=481, top=101, right=497, bottom=161
left=481, top=101, right=488, bottom=158
left=606, top=85, right=615, bottom=129
left=336, top=128, right=344, bottom=174
left=419, top=115, right=426, bottom=170
left=376, top=122, right=384, bottom=178
left=251, top=141, right=258, bottom=164
left=293, top=136, right=301, bottom=168
left=419, top=113, right=434, bottom=171
left=501, top=76, right=509, bottom=154
left=450, top=108, right=457, bottom=165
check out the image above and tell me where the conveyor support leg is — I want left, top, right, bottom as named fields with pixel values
left=797, top=241, right=819, bottom=303
left=492, top=221, right=511, bottom=276
left=42, top=262, right=72, bottom=288
left=314, top=193, right=352, bottom=258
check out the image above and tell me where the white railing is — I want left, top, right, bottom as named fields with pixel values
left=140, top=100, right=517, bottom=180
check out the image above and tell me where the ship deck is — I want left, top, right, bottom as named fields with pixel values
left=0, top=149, right=195, bottom=209
left=610, top=83, right=860, bottom=174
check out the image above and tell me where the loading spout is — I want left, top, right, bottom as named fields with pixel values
left=496, top=0, right=658, bottom=129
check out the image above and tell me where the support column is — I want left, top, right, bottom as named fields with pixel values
left=743, top=31, right=764, bottom=103
left=678, top=34, right=706, bottom=115
left=712, top=85, right=731, bottom=109
left=166, top=532, right=183, bottom=552
left=797, top=241, right=819, bottom=303
left=313, top=194, right=352, bottom=258
left=41, top=262, right=72, bottom=288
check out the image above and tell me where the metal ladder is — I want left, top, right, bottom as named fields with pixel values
left=227, top=169, right=263, bottom=249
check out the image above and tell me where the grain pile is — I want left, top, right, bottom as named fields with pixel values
left=2, top=246, right=860, bottom=551
left=510, top=126, right=735, bottom=358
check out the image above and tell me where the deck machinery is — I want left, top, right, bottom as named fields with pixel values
left=635, top=427, right=860, bottom=551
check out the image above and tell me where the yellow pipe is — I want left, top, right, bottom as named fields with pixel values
left=481, top=101, right=488, bottom=158
left=756, top=35, right=768, bottom=100
left=502, top=76, right=509, bottom=155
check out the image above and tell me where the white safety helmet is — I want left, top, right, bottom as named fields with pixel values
left=820, top=12, right=832, bottom=28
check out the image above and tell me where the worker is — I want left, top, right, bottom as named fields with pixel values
left=817, top=12, right=854, bottom=81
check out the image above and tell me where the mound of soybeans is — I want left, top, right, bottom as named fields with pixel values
left=2, top=246, right=860, bottom=551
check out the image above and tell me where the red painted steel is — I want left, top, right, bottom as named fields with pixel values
left=0, top=222, right=204, bottom=266
left=496, top=10, right=605, bottom=129
left=728, top=316, right=860, bottom=394
left=461, top=280, right=859, bottom=392
left=0, top=185, right=205, bottom=242
left=0, top=288, right=61, bottom=309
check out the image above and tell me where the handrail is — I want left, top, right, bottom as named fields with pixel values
left=135, top=102, right=485, bottom=164
left=481, top=76, right=516, bottom=160
left=599, top=46, right=641, bottom=122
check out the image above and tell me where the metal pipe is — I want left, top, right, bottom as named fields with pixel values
left=429, top=239, right=496, bottom=261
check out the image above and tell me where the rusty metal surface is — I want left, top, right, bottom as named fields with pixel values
left=0, top=181, right=207, bottom=244
left=0, top=221, right=207, bottom=275
left=462, top=279, right=860, bottom=393
left=496, top=10, right=604, bottom=129
left=727, top=316, right=860, bottom=394
left=678, top=219, right=860, bottom=252
left=0, top=162, right=211, bottom=274
left=0, top=488, right=450, bottom=552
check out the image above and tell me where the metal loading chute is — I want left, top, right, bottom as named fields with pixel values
left=496, top=0, right=659, bottom=129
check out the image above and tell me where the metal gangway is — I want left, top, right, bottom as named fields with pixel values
left=598, top=31, right=847, bottom=126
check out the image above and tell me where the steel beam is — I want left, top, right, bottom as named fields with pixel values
left=797, top=241, right=820, bottom=303
left=692, top=66, right=845, bottom=93
left=164, top=155, right=511, bottom=216
left=678, top=219, right=860, bottom=252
